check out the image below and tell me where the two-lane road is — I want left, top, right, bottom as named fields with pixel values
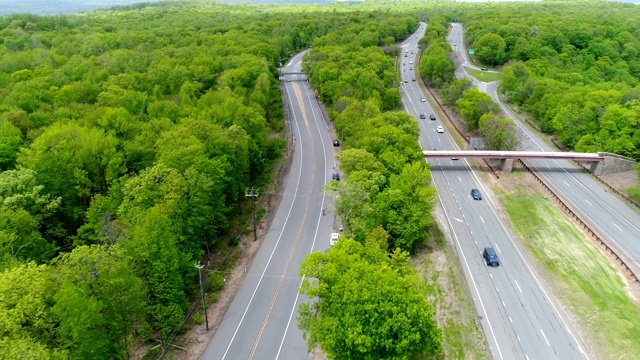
left=202, top=53, right=337, bottom=360
left=405, top=23, right=588, bottom=359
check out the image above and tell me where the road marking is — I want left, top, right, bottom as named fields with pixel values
left=480, top=216, right=485, bottom=224
left=458, top=176, right=462, bottom=182
left=540, top=329, right=550, bottom=346
left=614, top=223, right=623, bottom=232
left=495, top=243, right=501, bottom=253
left=509, top=316, right=512, bottom=323
left=585, top=199, right=592, bottom=206
left=564, top=180, right=570, bottom=186
left=502, top=301, right=506, bottom=307
left=247, top=84, right=318, bottom=360
left=515, top=280, right=522, bottom=293
left=525, top=355, right=529, bottom=360
left=220, top=84, right=309, bottom=360
left=276, top=81, right=332, bottom=359
left=452, top=216, right=463, bottom=222
left=489, top=273, right=493, bottom=278
left=436, top=193, right=505, bottom=360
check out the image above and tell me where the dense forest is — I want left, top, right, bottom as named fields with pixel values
left=458, top=1, right=640, bottom=159
left=0, top=2, right=421, bottom=357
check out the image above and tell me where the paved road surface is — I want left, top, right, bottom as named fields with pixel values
left=404, top=23, right=589, bottom=360
left=202, top=50, right=337, bottom=360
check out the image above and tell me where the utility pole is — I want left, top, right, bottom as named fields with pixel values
left=245, top=187, right=259, bottom=241
left=195, top=262, right=209, bottom=331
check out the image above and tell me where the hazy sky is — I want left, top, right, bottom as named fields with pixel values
left=0, top=0, right=163, bottom=16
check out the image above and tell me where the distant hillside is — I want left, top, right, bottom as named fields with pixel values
left=0, top=0, right=163, bottom=16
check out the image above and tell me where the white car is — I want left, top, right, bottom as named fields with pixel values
left=420, top=97, right=426, bottom=102
left=330, top=233, right=340, bottom=246
left=436, top=126, right=444, bottom=133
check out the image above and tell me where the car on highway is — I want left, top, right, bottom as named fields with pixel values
left=409, top=67, right=413, bottom=70
left=436, top=125, right=444, bottom=133
left=471, top=188, right=482, bottom=200
left=420, top=97, right=426, bottom=102
left=481, top=67, right=487, bottom=71
left=332, top=172, right=340, bottom=181
left=404, top=79, right=408, bottom=83
left=330, top=233, right=340, bottom=246
left=419, top=114, right=426, bottom=119
left=483, top=247, right=500, bottom=267
left=333, top=139, right=339, bottom=147
left=412, top=78, right=416, bottom=81
left=409, top=61, right=413, bottom=64
left=429, top=113, right=436, bottom=120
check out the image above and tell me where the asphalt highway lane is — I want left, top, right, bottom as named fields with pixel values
left=406, top=23, right=588, bottom=359
left=202, top=51, right=336, bottom=360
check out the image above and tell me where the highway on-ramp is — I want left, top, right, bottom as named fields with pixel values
left=202, top=50, right=337, bottom=360
left=405, top=23, right=589, bottom=359
left=448, top=22, right=640, bottom=280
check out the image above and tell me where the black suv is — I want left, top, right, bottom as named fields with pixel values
left=429, top=114, right=436, bottom=120
left=483, top=247, right=500, bottom=267
left=471, top=189, right=482, bottom=200
left=419, top=114, right=426, bottom=119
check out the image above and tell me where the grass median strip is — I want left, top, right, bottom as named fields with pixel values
left=463, top=67, right=500, bottom=83
left=413, top=227, right=488, bottom=360
left=496, top=179, right=640, bottom=359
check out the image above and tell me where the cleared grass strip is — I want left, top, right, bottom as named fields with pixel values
left=413, top=227, right=488, bottom=360
left=463, top=67, right=500, bottom=83
left=496, top=183, right=640, bottom=359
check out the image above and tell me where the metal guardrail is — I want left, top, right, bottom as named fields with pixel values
left=518, top=159, right=640, bottom=284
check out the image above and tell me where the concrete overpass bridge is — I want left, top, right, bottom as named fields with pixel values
left=421, top=150, right=627, bottom=175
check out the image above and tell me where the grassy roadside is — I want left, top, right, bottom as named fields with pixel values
left=412, top=227, right=488, bottom=360
left=495, top=172, right=640, bottom=359
left=463, top=66, right=500, bottom=82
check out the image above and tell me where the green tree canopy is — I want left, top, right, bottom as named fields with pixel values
left=298, top=234, right=442, bottom=360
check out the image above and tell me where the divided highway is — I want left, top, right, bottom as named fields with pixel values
left=202, top=51, right=337, bottom=360
left=448, top=23, right=640, bottom=280
left=405, top=23, right=588, bottom=359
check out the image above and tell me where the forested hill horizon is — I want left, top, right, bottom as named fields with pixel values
left=0, top=0, right=334, bottom=16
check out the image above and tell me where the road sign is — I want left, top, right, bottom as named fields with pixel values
left=468, top=48, right=475, bottom=54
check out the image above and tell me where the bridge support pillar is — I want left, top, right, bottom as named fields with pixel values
left=501, top=158, right=513, bottom=173
left=590, top=161, right=603, bottom=176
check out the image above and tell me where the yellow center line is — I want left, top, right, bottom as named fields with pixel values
left=247, top=82, right=316, bottom=359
